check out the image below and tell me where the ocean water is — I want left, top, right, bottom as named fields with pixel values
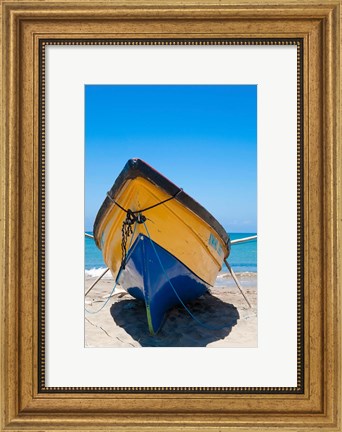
left=85, top=232, right=257, bottom=277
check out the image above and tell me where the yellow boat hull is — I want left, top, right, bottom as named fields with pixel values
left=95, top=177, right=229, bottom=286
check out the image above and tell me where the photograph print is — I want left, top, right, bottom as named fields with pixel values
left=84, top=84, right=257, bottom=348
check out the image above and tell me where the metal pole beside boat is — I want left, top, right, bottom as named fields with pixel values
left=84, top=233, right=112, bottom=297
left=230, top=235, right=257, bottom=245
left=224, top=258, right=252, bottom=309
left=85, top=267, right=110, bottom=297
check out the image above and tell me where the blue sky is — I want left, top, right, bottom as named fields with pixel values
left=85, top=85, right=257, bottom=232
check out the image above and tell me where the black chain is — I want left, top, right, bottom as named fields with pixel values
left=121, top=210, right=146, bottom=269
left=106, top=189, right=183, bottom=270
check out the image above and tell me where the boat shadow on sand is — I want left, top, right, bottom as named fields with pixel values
left=110, top=292, right=240, bottom=347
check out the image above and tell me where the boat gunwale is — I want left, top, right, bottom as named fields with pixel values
left=93, top=158, right=230, bottom=251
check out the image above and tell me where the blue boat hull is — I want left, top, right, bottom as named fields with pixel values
left=116, top=234, right=210, bottom=334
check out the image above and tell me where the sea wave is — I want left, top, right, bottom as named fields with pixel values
left=217, top=271, right=257, bottom=279
left=85, top=267, right=114, bottom=279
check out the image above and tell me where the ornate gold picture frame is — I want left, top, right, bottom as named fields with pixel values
left=1, top=1, right=340, bottom=430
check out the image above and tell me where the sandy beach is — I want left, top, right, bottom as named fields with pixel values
left=85, top=272, right=257, bottom=348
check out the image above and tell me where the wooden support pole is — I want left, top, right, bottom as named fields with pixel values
left=85, top=267, right=110, bottom=297
left=224, top=259, right=252, bottom=309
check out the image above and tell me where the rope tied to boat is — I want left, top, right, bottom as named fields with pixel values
left=85, top=222, right=138, bottom=315
left=106, top=188, right=183, bottom=215
left=142, top=221, right=243, bottom=332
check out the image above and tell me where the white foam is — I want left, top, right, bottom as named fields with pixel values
left=85, top=267, right=114, bottom=279
left=217, top=271, right=257, bottom=279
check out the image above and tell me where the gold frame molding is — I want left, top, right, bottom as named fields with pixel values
left=0, top=1, right=341, bottom=430
left=38, top=38, right=304, bottom=395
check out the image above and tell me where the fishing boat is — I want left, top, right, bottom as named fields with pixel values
left=93, top=158, right=231, bottom=334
